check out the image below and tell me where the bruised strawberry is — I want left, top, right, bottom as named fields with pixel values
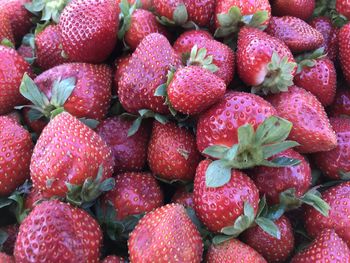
left=272, top=0, right=315, bottom=21
left=339, top=23, right=350, bottom=84
left=102, top=255, right=127, bottom=263
left=329, top=88, right=350, bottom=117
left=114, top=55, right=131, bottom=94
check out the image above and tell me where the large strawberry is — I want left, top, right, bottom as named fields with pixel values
left=128, top=203, right=203, bottom=263
left=329, top=88, right=350, bottom=117
left=339, top=23, right=350, bottom=84
left=148, top=122, right=201, bottom=182
left=14, top=200, right=102, bottom=262
left=268, top=86, right=337, bottom=153
left=272, top=0, right=315, bottom=21
left=337, top=0, right=350, bottom=20
left=30, top=112, right=114, bottom=201
left=118, top=33, right=182, bottom=114
left=237, top=27, right=296, bottom=94
left=58, top=0, right=119, bottom=63
left=0, top=116, right=33, bottom=196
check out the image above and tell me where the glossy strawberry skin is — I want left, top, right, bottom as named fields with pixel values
left=103, top=172, right=163, bottom=220
left=30, top=113, right=114, bottom=197
left=128, top=203, right=203, bottom=263
left=267, top=86, right=337, bottom=153
left=113, top=55, right=131, bottom=94
left=0, top=224, right=19, bottom=255
left=118, top=33, right=182, bottom=114
left=173, top=30, right=213, bottom=50
left=196, top=91, right=277, bottom=153
left=171, top=188, right=194, bottom=208
left=193, top=160, right=260, bottom=232
left=148, top=122, right=201, bottom=182
left=329, top=89, right=350, bottom=117
left=294, top=58, right=336, bottom=106
left=0, top=116, right=33, bottom=196
left=272, top=0, right=315, bottom=21
left=0, top=10, right=14, bottom=44
left=242, top=216, right=294, bottom=263
left=14, top=200, right=102, bottom=263
left=59, top=0, right=119, bottom=63
left=337, top=0, right=350, bottom=20
left=304, top=181, right=350, bottom=247
left=339, top=23, right=350, bottom=84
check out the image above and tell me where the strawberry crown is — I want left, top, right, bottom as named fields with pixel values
left=25, top=0, right=68, bottom=24
left=186, top=45, right=219, bottom=73
left=296, top=47, right=327, bottom=74
left=156, top=3, right=198, bottom=29
left=118, top=0, right=142, bottom=41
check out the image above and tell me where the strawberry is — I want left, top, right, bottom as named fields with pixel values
left=0, top=224, right=19, bottom=255
left=214, top=0, right=271, bottom=37
left=339, top=23, right=350, bottom=84
left=118, top=33, right=182, bottom=114
left=30, top=112, right=114, bottom=200
left=0, top=253, right=14, bottom=263
left=241, top=215, right=294, bottom=263
left=0, top=10, right=15, bottom=46
left=59, top=0, right=119, bottom=63
left=102, top=255, right=127, bottom=263
left=304, top=181, right=350, bottom=247
left=128, top=203, right=203, bottom=263
left=114, top=55, right=131, bottom=94
left=313, top=117, right=350, bottom=180
left=22, top=108, right=47, bottom=135
left=206, top=238, right=267, bottom=263
left=96, top=117, right=150, bottom=173
left=291, top=229, right=350, bottom=262
left=0, top=116, right=33, bottom=196
left=337, top=0, right=350, bottom=20
left=309, top=17, right=339, bottom=61
left=173, top=30, right=213, bottom=50
left=0, top=46, right=32, bottom=115
left=294, top=50, right=336, bottom=106
left=102, top=172, right=163, bottom=220
left=272, top=0, right=315, bottom=21
left=172, top=187, right=194, bottom=208
left=14, top=200, right=102, bottom=262
left=24, top=187, right=50, bottom=210
left=267, top=86, right=337, bottom=153
left=329, top=88, right=350, bottom=117
left=147, top=122, right=201, bottom=182
left=237, top=27, right=296, bottom=94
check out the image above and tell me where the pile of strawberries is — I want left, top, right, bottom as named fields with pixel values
left=1, top=0, right=350, bottom=262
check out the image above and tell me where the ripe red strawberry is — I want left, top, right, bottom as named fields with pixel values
left=103, top=172, right=163, bottom=220
left=128, top=203, right=203, bottom=263
left=173, top=30, right=213, bottom=50
left=59, top=0, right=119, bottom=63
left=148, top=122, right=201, bottom=182
left=116, top=0, right=153, bottom=10
left=0, top=116, right=33, bottom=196
left=304, top=181, right=350, bottom=247
left=0, top=10, right=15, bottom=45
left=35, top=25, right=70, bottom=70
left=339, top=23, right=350, bottom=84
left=266, top=16, right=324, bottom=53
left=0, top=224, right=19, bottom=255
left=14, top=200, right=102, bottom=262
left=0, top=253, right=14, bottom=263
left=102, top=255, right=126, bottom=263
left=167, top=66, right=226, bottom=115
left=172, top=187, right=194, bottom=208
left=337, top=0, right=350, bottom=20
left=30, top=112, right=114, bottom=198
left=24, top=187, right=50, bottom=210
left=241, top=215, right=294, bottom=263
left=310, top=17, right=339, bottom=61
left=329, top=88, right=350, bottom=117
left=193, top=159, right=259, bottom=232
left=313, top=117, right=350, bottom=180
left=272, top=0, right=315, bottom=21
left=118, top=33, right=182, bottom=114
left=291, top=229, right=350, bottom=262
left=237, top=27, right=296, bottom=94
left=0, top=46, right=32, bottom=115
left=114, top=55, right=131, bottom=94
left=267, top=86, right=337, bottom=153
left=206, top=238, right=267, bottom=263
left=96, top=117, right=150, bottom=173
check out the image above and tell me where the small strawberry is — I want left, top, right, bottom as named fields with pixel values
left=268, top=86, right=337, bottom=153
left=0, top=116, right=33, bottom=196
left=237, top=27, right=296, bottom=94
left=172, top=187, right=194, bottom=208
left=0, top=224, right=19, bottom=255
left=0, top=10, right=15, bottom=46
left=14, top=200, right=102, bottom=262
left=339, top=23, right=350, bottom=84
left=291, top=229, right=350, bottom=262
left=102, top=255, right=127, bottom=263
left=24, top=187, right=50, bottom=210
left=0, top=253, right=14, bottom=263
left=329, top=88, right=350, bottom=117
left=128, top=203, right=203, bottom=263
left=147, top=122, right=201, bottom=182
left=206, top=238, right=267, bottom=263
left=337, top=0, right=350, bottom=20
left=114, top=55, right=131, bottom=94
left=59, top=0, right=119, bottom=63
left=272, top=0, right=315, bottom=21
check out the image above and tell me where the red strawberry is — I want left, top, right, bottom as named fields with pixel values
left=96, top=117, right=150, bottom=173
left=128, top=203, right=203, bottom=262
left=116, top=0, right=153, bottom=10
left=206, top=238, right=267, bottom=263
left=0, top=116, right=33, bottom=196
left=59, top=0, right=119, bottom=63
left=167, top=66, right=226, bottom=115
left=172, top=187, right=194, bottom=208
left=291, top=229, right=350, bottom=262
left=114, top=55, right=131, bottom=94
left=241, top=216, right=294, bottom=263
left=237, top=27, right=296, bottom=94
left=304, top=181, right=350, bottom=247
left=24, top=187, right=50, bottom=210
left=17, top=43, right=35, bottom=64
left=22, top=108, right=47, bottom=135
left=0, top=46, right=32, bottom=115
left=329, top=88, right=350, bottom=117
left=313, top=117, right=350, bottom=179
left=267, top=86, right=337, bottom=153
left=102, top=255, right=127, bottom=263
left=337, top=0, right=350, bottom=20
left=173, top=30, right=213, bottom=51
left=0, top=224, right=19, bottom=255
left=339, top=23, right=350, bottom=84
left=103, top=172, right=163, bottom=220
left=266, top=16, right=324, bottom=53
left=148, top=122, right=201, bottom=182
left=118, top=33, right=182, bottom=114
left=272, top=0, right=315, bottom=21
left=14, top=200, right=102, bottom=262
left=0, top=10, right=15, bottom=45
left=0, top=253, right=14, bottom=263
left=30, top=112, right=114, bottom=198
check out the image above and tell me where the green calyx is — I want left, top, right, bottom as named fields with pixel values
left=25, top=0, right=68, bottom=23
left=296, top=47, right=326, bottom=74
left=0, top=38, right=15, bottom=49
left=252, top=52, right=297, bottom=95
left=157, top=3, right=190, bottom=27
left=0, top=230, right=8, bottom=250
left=21, top=34, right=36, bottom=65
left=118, top=0, right=141, bottom=40
left=204, top=116, right=300, bottom=188
left=215, top=6, right=269, bottom=38
left=186, top=45, right=219, bottom=73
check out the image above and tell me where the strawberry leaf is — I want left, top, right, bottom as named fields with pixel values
left=300, top=189, right=330, bottom=217
left=173, top=4, right=188, bottom=25
left=255, top=217, right=281, bottom=239
left=188, top=45, right=219, bottom=73
left=0, top=38, right=14, bottom=48
left=203, top=145, right=230, bottom=159
left=205, top=160, right=231, bottom=188
left=50, top=77, right=76, bottom=107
